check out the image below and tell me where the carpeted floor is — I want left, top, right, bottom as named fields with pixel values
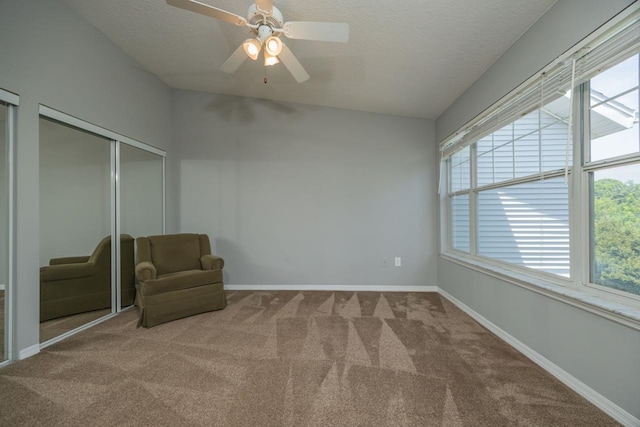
left=0, top=290, right=617, bottom=426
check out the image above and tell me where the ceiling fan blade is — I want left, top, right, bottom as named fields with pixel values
left=166, top=0, right=247, bottom=26
left=283, top=21, right=349, bottom=42
left=220, top=44, right=248, bottom=73
left=255, top=0, right=273, bottom=15
left=278, top=42, right=310, bottom=83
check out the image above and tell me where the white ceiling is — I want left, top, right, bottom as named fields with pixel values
left=63, top=0, right=556, bottom=120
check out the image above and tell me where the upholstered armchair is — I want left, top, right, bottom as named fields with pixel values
left=40, top=234, right=135, bottom=322
left=135, top=233, right=226, bottom=328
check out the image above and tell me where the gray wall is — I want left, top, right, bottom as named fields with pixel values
left=0, top=0, right=173, bottom=355
left=436, top=0, right=640, bottom=420
left=173, top=90, right=437, bottom=287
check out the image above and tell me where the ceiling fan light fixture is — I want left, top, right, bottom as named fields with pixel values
left=257, top=25, right=273, bottom=42
left=264, top=51, right=280, bottom=66
left=265, top=36, right=282, bottom=56
left=166, top=0, right=349, bottom=83
left=242, top=38, right=262, bottom=60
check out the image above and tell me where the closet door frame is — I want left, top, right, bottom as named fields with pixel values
left=114, top=140, right=166, bottom=310
left=0, top=88, right=18, bottom=366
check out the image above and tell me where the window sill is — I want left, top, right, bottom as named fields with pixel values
left=440, top=252, right=640, bottom=332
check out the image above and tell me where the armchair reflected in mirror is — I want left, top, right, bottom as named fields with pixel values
left=39, top=234, right=135, bottom=341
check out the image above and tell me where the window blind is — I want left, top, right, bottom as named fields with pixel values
left=442, top=63, right=574, bottom=158
left=573, top=15, right=640, bottom=86
left=441, top=10, right=640, bottom=160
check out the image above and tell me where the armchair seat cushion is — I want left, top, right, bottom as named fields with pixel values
left=140, top=269, right=223, bottom=296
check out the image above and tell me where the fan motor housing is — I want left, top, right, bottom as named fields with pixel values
left=247, top=4, right=283, bottom=34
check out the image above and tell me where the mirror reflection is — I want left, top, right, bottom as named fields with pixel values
left=0, top=103, right=8, bottom=361
left=119, top=144, right=164, bottom=308
left=39, top=118, right=113, bottom=342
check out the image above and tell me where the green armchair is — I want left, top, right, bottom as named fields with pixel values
left=135, top=233, right=226, bottom=328
left=40, top=234, right=135, bottom=322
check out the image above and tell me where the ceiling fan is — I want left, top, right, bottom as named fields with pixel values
left=166, top=0, right=350, bottom=83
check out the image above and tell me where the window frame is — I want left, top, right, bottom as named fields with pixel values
left=445, top=103, right=576, bottom=286
left=580, top=79, right=640, bottom=303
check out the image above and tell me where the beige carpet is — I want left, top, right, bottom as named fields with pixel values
left=0, top=290, right=617, bottom=426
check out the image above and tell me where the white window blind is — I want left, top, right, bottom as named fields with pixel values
left=450, top=146, right=471, bottom=192
left=574, top=15, right=640, bottom=87
left=442, top=64, right=574, bottom=158
left=476, top=106, right=572, bottom=187
left=441, top=12, right=640, bottom=160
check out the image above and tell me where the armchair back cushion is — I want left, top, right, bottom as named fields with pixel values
left=138, top=233, right=211, bottom=275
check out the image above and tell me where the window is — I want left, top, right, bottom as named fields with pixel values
left=449, top=147, right=471, bottom=252
left=590, top=165, right=640, bottom=296
left=477, top=178, right=569, bottom=276
left=587, top=54, right=640, bottom=297
left=476, top=105, right=571, bottom=186
left=589, top=55, right=639, bottom=162
left=441, top=13, right=640, bottom=305
left=451, top=194, right=470, bottom=252
left=446, top=99, right=573, bottom=278
left=450, top=146, right=471, bottom=192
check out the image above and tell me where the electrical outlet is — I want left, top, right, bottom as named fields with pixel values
left=382, top=258, right=389, bottom=267
left=395, top=257, right=402, bottom=267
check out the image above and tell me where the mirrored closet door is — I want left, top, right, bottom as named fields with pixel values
left=39, top=117, right=113, bottom=343
left=118, top=143, right=164, bottom=308
left=0, top=102, right=9, bottom=362
left=38, top=109, right=166, bottom=345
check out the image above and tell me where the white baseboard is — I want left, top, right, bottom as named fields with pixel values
left=18, top=344, right=39, bottom=360
left=225, top=284, right=438, bottom=292
left=438, top=288, right=640, bottom=427
left=0, top=284, right=5, bottom=291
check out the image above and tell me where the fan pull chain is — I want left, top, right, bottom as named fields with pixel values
left=264, top=66, right=268, bottom=84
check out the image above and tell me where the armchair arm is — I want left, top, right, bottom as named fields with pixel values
left=201, top=254, right=224, bottom=271
left=40, top=262, right=96, bottom=282
left=49, top=256, right=90, bottom=266
left=135, top=261, right=157, bottom=282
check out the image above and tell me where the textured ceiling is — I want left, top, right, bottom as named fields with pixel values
left=63, top=0, right=556, bottom=120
